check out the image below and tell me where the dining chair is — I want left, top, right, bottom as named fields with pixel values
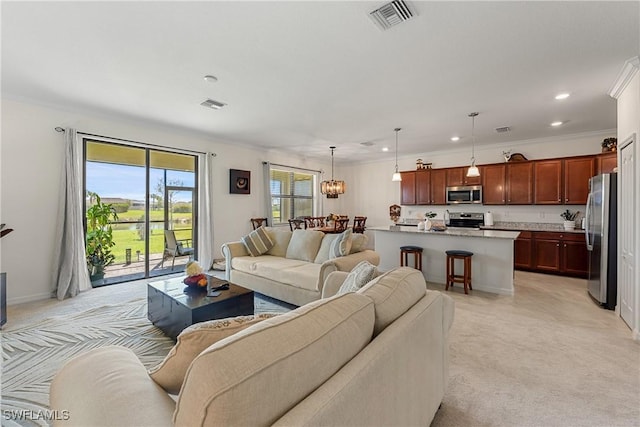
left=162, top=229, right=195, bottom=269
left=304, top=216, right=325, bottom=229
left=353, top=216, right=367, bottom=233
left=288, top=218, right=305, bottom=231
left=250, top=217, right=268, bottom=230
left=334, top=218, right=350, bottom=233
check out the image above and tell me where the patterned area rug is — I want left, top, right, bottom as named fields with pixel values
left=1, top=294, right=294, bottom=426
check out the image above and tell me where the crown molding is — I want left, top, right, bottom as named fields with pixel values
left=608, top=56, right=640, bottom=99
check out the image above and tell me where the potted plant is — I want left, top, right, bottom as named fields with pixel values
left=86, top=195, right=119, bottom=283
left=423, top=211, right=437, bottom=231
left=560, top=209, right=578, bottom=230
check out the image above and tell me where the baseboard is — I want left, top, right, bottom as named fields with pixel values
left=7, top=291, right=54, bottom=306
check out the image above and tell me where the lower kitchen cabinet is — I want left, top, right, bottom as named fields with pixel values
left=513, top=230, right=588, bottom=278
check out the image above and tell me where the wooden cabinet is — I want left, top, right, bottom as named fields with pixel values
left=446, top=167, right=482, bottom=186
left=506, top=162, right=533, bottom=204
left=529, top=231, right=588, bottom=277
left=400, top=171, right=416, bottom=205
left=430, top=169, right=447, bottom=205
left=482, top=164, right=506, bottom=204
left=561, top=233, right=589, bottom=276
left=534, top=159, right=563, bottom=204
left=416, top=170, right=431, bottom=205
left=564, top=156, right=595, bottom=204
left=533, top=232, right=562, bottom=272
left=514, top=231, right=533, bottom=269
left=597, top=152, right=617, bottom=174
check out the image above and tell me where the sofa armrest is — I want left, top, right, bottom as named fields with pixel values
left=50, top=346, right=175, bottom=427
left=322, top=271, right=350, bottom=298
left=221, top=241, right=249, bottom=280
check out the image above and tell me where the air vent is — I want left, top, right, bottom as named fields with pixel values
left=200, top=99, right=226, bottom=110
left=369, top=0, right=414, bottom=31
left=360, top=141, right=374, bottom=147
left=495, top=126, right=511, bottom=133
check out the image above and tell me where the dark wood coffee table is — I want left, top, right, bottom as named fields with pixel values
left=147, top=275, right=254, bottom=340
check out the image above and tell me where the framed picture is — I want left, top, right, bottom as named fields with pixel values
left=230, top=169, right=250, bottom=194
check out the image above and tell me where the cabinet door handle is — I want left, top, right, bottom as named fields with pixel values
left=558, top=198, right=561, bottom=202
left=556, top=244, right=559, bottom=247
left=565, top=198, right=569, bottom=202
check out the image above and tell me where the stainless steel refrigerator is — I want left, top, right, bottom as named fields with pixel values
left=585, top=173, right=617, bottom=310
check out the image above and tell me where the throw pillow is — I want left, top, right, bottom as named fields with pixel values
left=241, top=226, right=274, bottom=257
left=314, top=234, right=340, bottom=264
left=329, top=228, right=353, bottom=259
left=285, top=229, right=324, bottom=262
left=149, top=313, right=279, bottom=394
left=337, top=260, right=378, bottom=295
left=265, top=228, right=292, bottom=257
left=349, top=233, right=369, bottom=254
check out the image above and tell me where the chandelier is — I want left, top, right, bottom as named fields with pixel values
left=320, top=146, right=346, bottom=199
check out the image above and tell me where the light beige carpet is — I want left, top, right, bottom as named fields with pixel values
left=1, top=271, right=638, bottom=426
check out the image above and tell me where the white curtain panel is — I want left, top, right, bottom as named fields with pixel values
left=263, top=162, right=273, bottom=226
left=197, top=152, right=216, bottom=270
left=53, top=128, right=91, bottom=300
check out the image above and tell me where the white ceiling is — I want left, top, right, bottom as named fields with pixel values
left=2, top=1, right=639, bottom=161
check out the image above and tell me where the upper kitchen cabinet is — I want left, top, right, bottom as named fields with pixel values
left=482, top=164, right=506, bottom=204
left=446, top=167, right=482, bottom=186
left=400, top=171, right=416, bottom=205
left=533, top=156, right=594, bottom=205
left=416, top=170, right=431, bottom=205
left=563, top=156, right=595, bottom=204
left=534, top=159, right=563, bottom=204
left=597, top=152, right=618, bottom=174
left=430, top=169, right=447, bottom=205
left=506, top=162, right=534, bottom=204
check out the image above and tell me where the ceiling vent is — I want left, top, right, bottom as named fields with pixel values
left=360, top=141, right=374, bottom=147
left=369, top=0, right=414, bottom=31
left=200, top=99, right=226, bottom=110
left=495, top=126, right=511, bottom=133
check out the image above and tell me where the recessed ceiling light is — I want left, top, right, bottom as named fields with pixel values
left=204, top=75, right=218, bottom=83
left=551, top=121, right=563, bottom=127
left=555, top=93, right=570, bottom=100
left=450, top=136, right=460, bottom=142
left=382, top=147, right=389, bottom=152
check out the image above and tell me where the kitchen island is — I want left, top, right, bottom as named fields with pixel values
left=370, top=226, right=521, bottom=295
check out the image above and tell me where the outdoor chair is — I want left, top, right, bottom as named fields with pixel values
left=162, top=229, right=194, bottom=269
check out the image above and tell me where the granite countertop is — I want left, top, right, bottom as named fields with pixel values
left=369, top=226, right=521, bottom=240
left=481, top=222, right=585, bottom=234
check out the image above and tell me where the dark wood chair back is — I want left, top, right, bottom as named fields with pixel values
left=304, top=216, right=325, bottom=229
left=334, top=218, right=350, bottom=232
left=288, top=218, right=305, bottom=231
left=353, top=216, right=367, bottom=233
left=250, top=218, right=268, bottom=230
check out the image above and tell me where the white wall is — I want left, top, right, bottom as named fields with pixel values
left=0, top=97, right=331, bottom=304
left=340, top=130, right=613, bottom=227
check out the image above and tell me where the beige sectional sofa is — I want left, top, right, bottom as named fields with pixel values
left=50, top=267, right=454, bottom=426
left=222, top=227, right=380, bottom=306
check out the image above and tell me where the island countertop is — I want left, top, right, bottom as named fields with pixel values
left=369, top=225, right=520, bottom=240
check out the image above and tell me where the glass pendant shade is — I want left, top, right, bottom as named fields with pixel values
left=320, top=146, right=345, bottom=199
left=391, top=127, right=402, bottom=182
left=466, top=112, right=480, bottom=178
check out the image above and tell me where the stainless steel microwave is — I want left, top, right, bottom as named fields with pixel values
left=446, top=185, right=482, bottom=204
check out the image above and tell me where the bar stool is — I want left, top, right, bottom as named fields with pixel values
left=445, top=250, right=473, bottom=294
left=400, top=246, right=423, bottom=271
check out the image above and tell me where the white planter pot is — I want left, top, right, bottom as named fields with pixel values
left=563, top=220, right=575, bottom=230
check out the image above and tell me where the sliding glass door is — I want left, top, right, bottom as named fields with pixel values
left=85, top=140, right=198, bottom=285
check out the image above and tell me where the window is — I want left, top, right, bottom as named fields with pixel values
left=269, top=167, right=318, bottom=224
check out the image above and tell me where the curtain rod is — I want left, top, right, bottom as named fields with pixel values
left=55, top=127, right=216, bottom=156
left=264, top=161, right=321, bottom=174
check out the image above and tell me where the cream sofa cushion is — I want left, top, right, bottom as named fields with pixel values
left=266, top=228, right=293, bottom=257
left=314, top=234, right=340, bottom=264
left=349, top=233, right=369, bottom=253
left=358, top=266, right=426, bottom=336
left=149, top=313, right=279, bottom=394
left=285, top=229, right=324, bottom=262
left=174, top=292, right=375, bottom=426
left=329, top=228, right=352, bottom=258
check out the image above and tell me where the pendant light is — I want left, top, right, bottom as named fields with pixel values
left=466, top=112, right=480, bottom=178
left=320, top=146, right=346, bottom=199
left=391, top=127, right=402, bottom=182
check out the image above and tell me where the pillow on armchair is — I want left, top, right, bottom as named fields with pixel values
left=337, top=260, right=378, bottom=295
